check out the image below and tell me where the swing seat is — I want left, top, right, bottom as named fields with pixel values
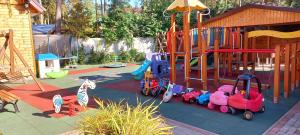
left=0, top=71, right=25, bottom=83
left=0, top=66, right=27, bottom=83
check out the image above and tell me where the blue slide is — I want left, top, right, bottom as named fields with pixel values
left=131, top=60, right=152, bottom=79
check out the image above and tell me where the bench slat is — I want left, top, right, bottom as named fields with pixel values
left=0, top=93, right=14, bottom=102
left=0, top=90, right=19, bottom=99
left=0, top=91, right=18, bottom=102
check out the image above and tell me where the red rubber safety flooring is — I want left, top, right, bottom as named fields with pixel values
left=8, top=83, right=94, bottom=118
left=69, top=64, right=137, bottom=75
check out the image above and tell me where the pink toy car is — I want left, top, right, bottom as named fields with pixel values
left=208, top=85, right=237, bottom=113
left=182, top=91, right=202, bottom=103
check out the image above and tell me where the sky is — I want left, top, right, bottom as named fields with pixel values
left=129, top=0, right=140, bottom=7
left=95, top=0, right=141, bottom=7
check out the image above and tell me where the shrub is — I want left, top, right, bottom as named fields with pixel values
left=119, top=50, right=131, bottom=63
left=135, top=52, right=146, bottom=62
left=78, top=45, right=86, bottom=64
left=88, top=48, right=109, bottom=64
left=127, top=49, right=146, bottom=62
left=128, top=48, right=138, bottom=59
left=79, top=98, right=173, bottom=135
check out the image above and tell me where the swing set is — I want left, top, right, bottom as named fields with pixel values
left=0, top=29, right=44, bottom=91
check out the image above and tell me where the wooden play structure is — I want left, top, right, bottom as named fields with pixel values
left=167, top=0, right=208, bottom=89
left=167, top=3, right=300, bottom=103
left=0, top=30, right=45, bottom=91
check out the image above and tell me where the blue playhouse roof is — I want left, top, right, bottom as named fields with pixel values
left=32, top=24, right=55, bottom=34
left=36, top=53, right=59, bottom=61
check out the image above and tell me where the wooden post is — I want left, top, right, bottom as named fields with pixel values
left=284, top=44, right=290, bottom=98
left=170, top=14, right=176, bottom=83
left=291, top=43, right=296, bottom=91
left=201, top=33, right=208, bottom=90
left=8, top=30, right=45, bottom=92
left=228, top=28, right=233, bottom=76
left=214, top=31, right=219, bottom=86
left=183, top=11, right=191, bottom=88
left=197, top=12, right=202, bottom=79
left=274, top=44, right=281, bottom=103
left=8, top=30, right=15, bottom=74
left=237, top=27, right=241, bottom=48
left=296, top=42, right=300, bottom=87
left=243, top=33, right=249, bottom=71
left=252, top=37, right=256, bottom=71
left=236, top=27, right=241, bottom=73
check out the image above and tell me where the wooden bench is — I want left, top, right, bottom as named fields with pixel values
left=0, top=90, right=20, bottom=113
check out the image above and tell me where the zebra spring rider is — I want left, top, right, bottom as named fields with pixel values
left=53, top=79, right=96, bottom=113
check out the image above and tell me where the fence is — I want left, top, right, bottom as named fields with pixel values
left=33, top=34, right=155, bottom=58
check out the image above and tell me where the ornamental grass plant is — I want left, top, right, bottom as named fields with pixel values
left=78, top=98, right=173, bottom=135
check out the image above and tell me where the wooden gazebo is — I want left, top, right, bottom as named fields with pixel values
left=202, top=4, right=300, bottom=103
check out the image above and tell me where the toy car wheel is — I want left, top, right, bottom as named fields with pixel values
left=208, top=102, right=215, bottom=109
left=141, top=89, right=147, bottom=96
left=220, top=106, right=229, bottom=113
left=189, top=99, right=194, bottom=104
left=0, top=100, right=3, bottom=111
left=229, top=107, right=236, bottom=115
left=196, top=100, right=201, bottom=105
left=150, top=88, right=158, bottom=97
left=243, top=111, right=254, bottom=120
left=258, top=105, right=265, bottom=113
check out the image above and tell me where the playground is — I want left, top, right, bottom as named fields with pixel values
left=1, top=0, right=300, bottom=135
left=0, top=64, right=300, bottom=135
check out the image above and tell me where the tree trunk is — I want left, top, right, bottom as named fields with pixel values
left=104, top=0, right=107, bottom=15
left=55, top=0, right=62, bottom=34
left=38, top=0, right=44, bottom=24
left=100, top=0, right=104, bottom=16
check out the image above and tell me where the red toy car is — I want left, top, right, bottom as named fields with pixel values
left=182, top=91, right=202, bottom=103
left=228, top=73, right=265, bottom=120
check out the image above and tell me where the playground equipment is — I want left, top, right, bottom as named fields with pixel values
left=167, top=0, right=208, bottom=88
left=104, top=55, right=127, bottom=68
left=208, top=85, right=237, bottom=113
left=132, top=53, right=169, bottom=80
left=53, top=79, right=96, bottom=116
left=36, top=53, right=68, bottom=79
left=166, top=2, right=300, bottom=103
left=196, top=91, right=211, bottom=105
left=140, top=71, right=160, bottom=97
left=0, top=30, right=45, bottom=91
left=132, top=60, right=152, bottom=80
left=162, top=83, right=174, bottom=103
left=46, top=70, right=69, bottom=79
left=228, top=73, right=265, bottom=120
left=182, top=90, right=201, bottom=103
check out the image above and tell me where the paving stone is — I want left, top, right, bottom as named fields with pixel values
left=281, top=127, right=289, bottom=132
left=295, top=129, right=300, bottom=134
left=264, top=101, right=300, bottom=135
left=286, top=127, right=297, bottom=135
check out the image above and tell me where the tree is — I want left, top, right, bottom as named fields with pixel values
left=64, top=1, right=93, bottom=38
left=55, top=0, right=62, bottom=34
left=38, top=0, right=44, bottom=24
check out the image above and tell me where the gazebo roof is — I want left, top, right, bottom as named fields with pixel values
left=166, top=0, right=207, bottom=12
left=203, top=4, right=300, bottom=28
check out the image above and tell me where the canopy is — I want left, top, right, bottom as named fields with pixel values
left=166, top=0, right=207, bottom=12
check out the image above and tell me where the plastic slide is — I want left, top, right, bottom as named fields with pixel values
left=131, top=60, right=152, bottom=76
left=190, top=58, right=198, bottom=67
